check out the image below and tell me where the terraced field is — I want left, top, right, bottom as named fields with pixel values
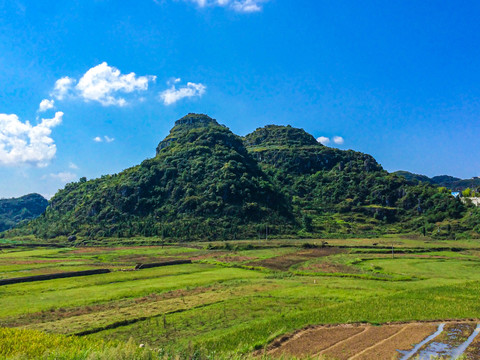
left=2, top=237, right=480, bottom=359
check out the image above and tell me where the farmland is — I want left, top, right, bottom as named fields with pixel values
left=2, top=237, right=480, bottom=359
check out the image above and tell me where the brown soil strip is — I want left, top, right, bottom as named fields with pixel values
left=350, top=323, right=438, bottom=360
left=320, top=325, right=402, bottom=360
left=349, top=326, right=408, bottom=359
left=316, top=327, right=369, bottom=356
left=268, top=325, right=365, bottom=357
left=249, top=248, right=344, bottom=271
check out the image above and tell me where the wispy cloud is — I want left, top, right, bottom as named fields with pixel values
left=47, top=171, right=77, bottom=183
left=0, top=112, right=63, bottom=167
left=51, top=63, right=156, bottom=106
left=93, top=135, right=115, bottom=143
left=51, top=77, right=76, bottom=100
left=181, top=0, right=267, bottom=12
left=159, top=79, right=206, bottom=105
left=68, top=162, right=79, bottom=170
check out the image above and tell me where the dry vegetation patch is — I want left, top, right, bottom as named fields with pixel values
left=249, top=248, right=343, bottom=271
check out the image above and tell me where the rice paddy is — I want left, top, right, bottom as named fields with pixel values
left=2, top=237, right=480, bottom=359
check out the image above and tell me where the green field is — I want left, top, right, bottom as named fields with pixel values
left=2, top=237, right=480, bottom=359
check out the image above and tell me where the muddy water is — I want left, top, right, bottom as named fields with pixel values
left=401, top=323, right=480, bottom=360
left=451, top=324, right=480, bottom=359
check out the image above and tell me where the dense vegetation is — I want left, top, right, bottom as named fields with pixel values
left=395, top=170, right=480, bottom=191
left=5, top=114, right=479, bottom=241
left=0, top=194, right=48, bottom=232
left=245, top=125, right=477, bottom=238
left=13, top=114, right=292, bottom=240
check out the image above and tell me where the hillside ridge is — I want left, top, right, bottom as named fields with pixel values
left=5, top=114, right=479, bottom=241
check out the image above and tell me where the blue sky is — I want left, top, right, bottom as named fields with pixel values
left=1, top=0, right=479, bottom=198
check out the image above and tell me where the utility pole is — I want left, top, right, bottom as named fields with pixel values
left=265, top=225, right=268, bottom=241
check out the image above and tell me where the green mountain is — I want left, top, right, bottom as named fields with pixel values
left=394, top=171, right=480, bottom=191
left=8, top=114, right=480, bottom=241
left=245, top=126, right=469, bottom=236
left=17, top=114, right=292, bottom=240
left=393, top=171, right=433, bottom=184
left=0, top=194, right=48, bottom=232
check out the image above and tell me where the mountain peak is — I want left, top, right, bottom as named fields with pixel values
left=157, top=114, right=223, bottom=154
left=244, top=125, right=320, bottom=147
left=174, top=113, right=219, bottom=127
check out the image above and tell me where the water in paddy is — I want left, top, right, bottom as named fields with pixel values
left=400, top=323, right=480, bottom=360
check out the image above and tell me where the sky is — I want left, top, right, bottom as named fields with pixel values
left=1, top=0, right=480, bottom=199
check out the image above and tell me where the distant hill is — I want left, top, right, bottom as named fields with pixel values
left=0, top=194, right=48, bottom=232
left=245, top=126, right=468, bottom=236
left=8, top=114, right=479, bottom=240
left=394, top=171, right=480, bottom=191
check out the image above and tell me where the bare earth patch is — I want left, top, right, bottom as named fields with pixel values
left=268, top=325, right=364, bottom=357
left=249, top=248, right=344, bottom=271
left=264, top=322, right=477, bottom=360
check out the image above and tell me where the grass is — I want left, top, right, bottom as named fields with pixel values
left=2, top=238, right=480, bottom=358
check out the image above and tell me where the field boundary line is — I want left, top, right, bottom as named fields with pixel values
left=74, top=299, right=226, bottom=336
left=347, top=325, right=407, bottom=360
left=316, top=326, right=368, bottom=356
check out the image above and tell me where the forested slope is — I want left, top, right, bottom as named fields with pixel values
left=0, top=194, right=48, bottom=232
left=6, top=114, right=479, bottom=241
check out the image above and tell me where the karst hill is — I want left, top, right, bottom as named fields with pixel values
left=11, top=114, right=478, bottom=240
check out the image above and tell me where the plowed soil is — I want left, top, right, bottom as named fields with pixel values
left=265, top=322, right=458, bottom=360
left=249, top=248, right=344, bottom=271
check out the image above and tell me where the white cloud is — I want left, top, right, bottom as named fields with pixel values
left=93, top=135, right=115, bottom=143
left=232, top=0, right=262, bottom=12
left=75, top=62, right=155, bottom=106
left=51, top=77, right=75, bottom=100
left=160, top=80, right=206, bottom=105
left=68, top=162, right=79, bottom=170
left=51, top=63, right=155, bottom=107
left=333, top=136, right=344, bottom=145
left=0, top=112, right=63, bottom=167
left=182, top=0, right=266, bottom=12
left=316, top=136, right=330, bottom=145
left=38, top=99, right=55, bottom=112
left=48, top=171, right=77, bottom=183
